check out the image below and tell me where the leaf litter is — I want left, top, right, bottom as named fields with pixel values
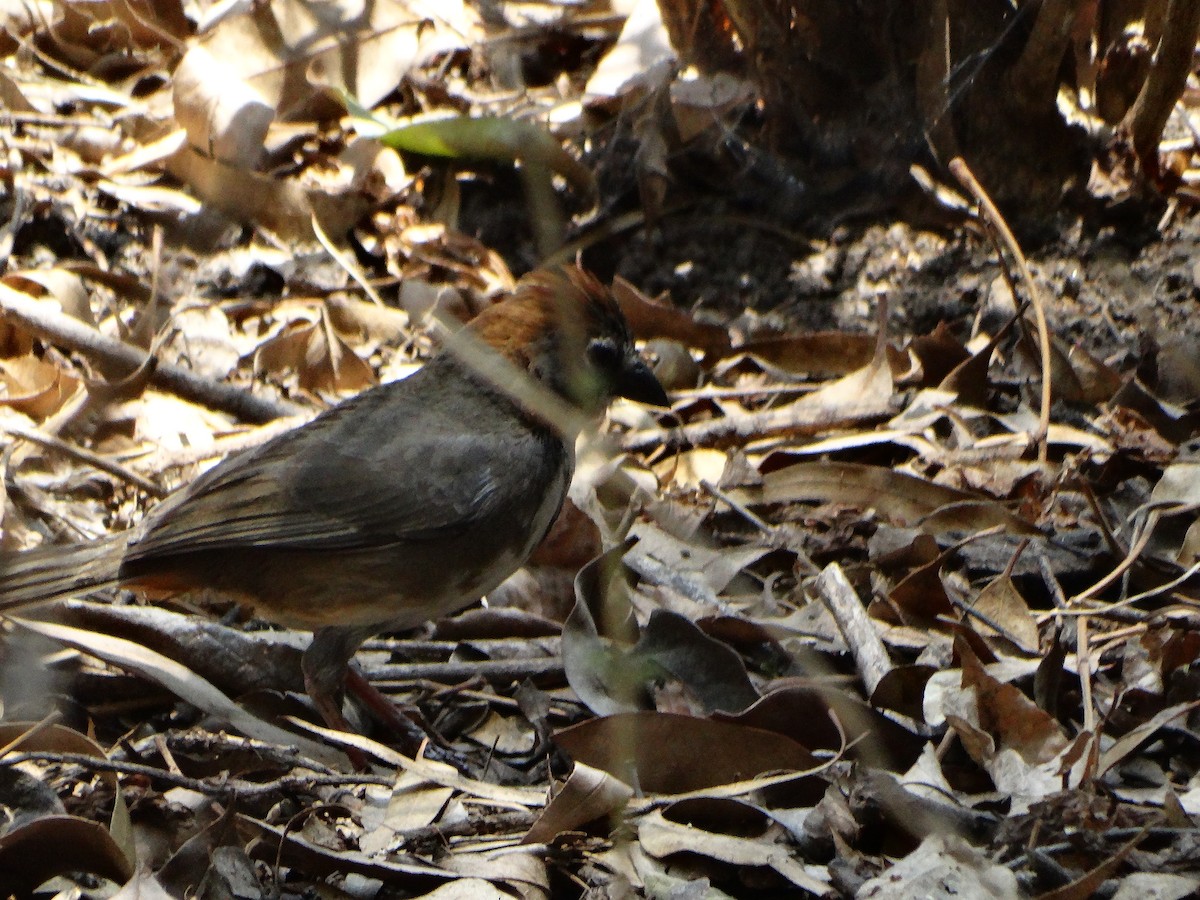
left=4, top=0, right=1200, bottom=897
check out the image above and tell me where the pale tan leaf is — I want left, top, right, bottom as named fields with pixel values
left=584, top=0, right=674, bottom=102
left=968, top=575, right=1040, bottom=653
left=0, top=355, right=82, bottom=420
left=10, top=618, right=349, bottom=768
left=759, top=461, right=1039, bottom=535
left=636, top=808, right=829, bottom=894
left=523, top=762, right=634, bottom=844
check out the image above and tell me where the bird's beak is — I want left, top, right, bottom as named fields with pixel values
left=615, top=354, right=670, bottom=407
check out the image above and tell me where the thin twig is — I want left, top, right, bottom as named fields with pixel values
left=949, top=157, right=1052, bottom=463
left=0, top=750, right=389, bottom=798
left=4, top=424, right=166, bottom=497
left=1037, top=560, right=1200, bottom=620
left=0, top=283, right=302, bottom=424
left=371, top=656, right=563, bottom=686
left=1036, top=549, right=1069, bottom=610
left=700, top=479, right=775, bottom=534
left=1077, top=477, right=1125, bottom=559
left=0, top=111, right=111, bottom=128
left=1071, top=506, right=1184, bottom=605
left=949, top=596, right=1028, bottom=650
left=1078, top=614, right=1095, bottom=733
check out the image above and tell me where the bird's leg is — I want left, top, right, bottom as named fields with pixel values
left=302, top=625, right=377, bottom=744
left=304, top=625, right=436, bottom=759
left=343, top=667, right=440, bottom=756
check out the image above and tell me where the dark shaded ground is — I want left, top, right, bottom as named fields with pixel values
left=463, top=153, right=1200, bottom=400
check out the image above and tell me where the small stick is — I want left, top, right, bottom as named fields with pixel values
left=4, top=424, right=166, bottom=497
left=949, top=157, right=1052, bottom=463
left=1072, top=506, right=1183, bottom=605
left=812, top=562, right=891, bottom=698
left=1077, top=614, right=1095, bottom=734
left=0, top=283, right=302, bottom=424
left=0, top=750, right=384, bottom=798
left=622, top=392, right=896, bottom=451
left=371, top=656, right=563, bottom=686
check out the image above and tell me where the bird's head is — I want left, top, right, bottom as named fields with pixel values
left=467, top=266, right=670, bottom=418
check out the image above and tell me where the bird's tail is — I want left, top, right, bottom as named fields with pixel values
left=0, top=534, right=128, bottom=613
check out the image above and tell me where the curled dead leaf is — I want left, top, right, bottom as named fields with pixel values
left=563, top=541, right=759, bottom=716
left=0, top=355, right=82, bottom=420
left=252, top=305, right=376, bottom=397
left=760, top=461, right=1040, bottom=536
left=522, top=762, right=634, bottom=844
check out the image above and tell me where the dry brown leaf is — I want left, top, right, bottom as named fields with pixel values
left=743, top=331, right=913, bottom=380
left=554, top=711, right=817, bottom=795
left=653, top=447, right=729, bottom=490
left=0, top=355, right=83, bottom=420
left=167, top=145, right=371, bottom=240
left=718, top=683, right=925, bottom=769
left=968, top=574, right=1040, bottom=654
left=0, top=720, right=134, bottom=863
left=326, top=295, right=412, bottom=345
left=788, top=351, right=894, bottom=421
left=252, top=305, right=376, bottom=397
left=611, top=276, right=732, bottom=361
left=527, top=497, right=601, bottom=570
left=637, top=806, right=829, bottom=894
left=439, top=848, right=549, bottom=896
left=0, top=68, right=37, bottom=112
left=957, top=638, right=1068, bottom=766
left=9, top=617, right=348, bottom=767
left=523, top=762, right=634, bottom=845
left=360, top=773, right=454, bottom=855
left=486, top=565, right=578, bottom=622
left=1097, top=700, right=1200, bottom=776
left=167, top=306, right=240, bottom=379
left=906, top=322, right=971, bottom=385
left=870, top=664, right=939, bottom=722
left=467, top=711, right=536, bottom=755
left=1017, top=326, right=1087, bottom=403
left=626, top=520, right=767, bottom=598
left=1067, top=342, right=1123, bottom=403
left=873, top=556, right=955, bottom=627
left=628, top=354, right=899, bottom=450
left=0, top=816, right=134, bottom=897
left=563, top=541, right=759, bottom=716
left=173, top=44, right=275, bottom=167
left=856, top=833, right=1021, bottom=899
left=760, top=461, right=1039, bottom=536
left=584, top=0, right=675, bottom=103
left=3, top=269, right=94, bottom=325
left=179, top=0, right=473, bottom=136
left=16, top=0, right=184, bottom=74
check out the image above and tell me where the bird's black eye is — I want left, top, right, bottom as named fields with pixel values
left=587, top=337, right=622, bottom=371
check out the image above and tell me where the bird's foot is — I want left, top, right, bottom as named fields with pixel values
left=344, top=668, right=466, bottom=770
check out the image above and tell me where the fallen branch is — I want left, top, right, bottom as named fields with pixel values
left=0, top=283, right=303, bottom=424
left=813, top=563, right=891, bottom=698
left=372, top=656, right=563, bottom=686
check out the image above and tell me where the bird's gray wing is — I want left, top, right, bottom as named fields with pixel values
left=126, top=369, right=566, bottom=561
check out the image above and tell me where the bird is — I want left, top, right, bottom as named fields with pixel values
left=0, top=265, right=669, bottom=742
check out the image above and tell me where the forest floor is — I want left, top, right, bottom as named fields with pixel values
left=4, top=2, right=1200, bottom=899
